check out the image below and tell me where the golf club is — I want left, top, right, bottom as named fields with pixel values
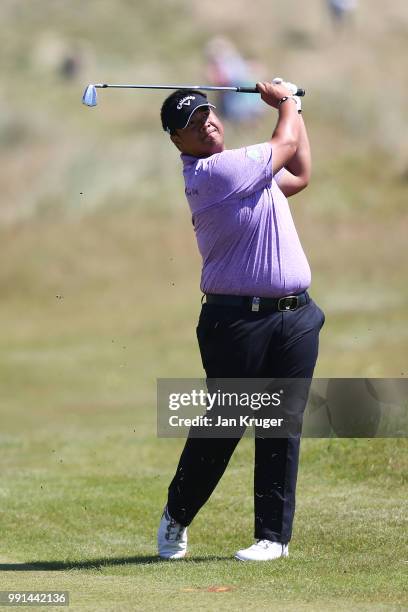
left=82, top=83, right=306, bottom=107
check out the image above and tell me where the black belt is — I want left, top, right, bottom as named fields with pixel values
left=204, top=291, right=309, bottom=312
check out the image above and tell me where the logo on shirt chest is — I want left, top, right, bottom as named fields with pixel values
left=246, top=146, right=262, bottom=162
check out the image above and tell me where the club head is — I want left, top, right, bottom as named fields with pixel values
left=82, top=84, right=98, bottom=107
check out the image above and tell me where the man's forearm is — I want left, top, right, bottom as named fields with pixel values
left=272, top=98, right=300, bottom=150
left=284, top=114, right=311, bottom=182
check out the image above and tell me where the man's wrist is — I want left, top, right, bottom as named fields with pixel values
left=278, top=96, right=297, bottom=107
left=279, top=96, right=302, bottom=113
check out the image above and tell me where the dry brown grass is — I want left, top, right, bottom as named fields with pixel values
left=0, top=0, right=406, bottom=376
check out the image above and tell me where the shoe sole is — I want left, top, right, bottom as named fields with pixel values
left=158, top=552, right=187, bottom=560
left=234, top=553, right=288, bottom=561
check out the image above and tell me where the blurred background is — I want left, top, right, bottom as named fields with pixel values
left=0, top=1, right=407, bottom=441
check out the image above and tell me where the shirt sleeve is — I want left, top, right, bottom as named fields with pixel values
left=195, top=142, right=273, bottom=208
left=273, top=168, right=286, bottom=185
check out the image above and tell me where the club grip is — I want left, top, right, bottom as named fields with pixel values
left=237, top=86, right=305, bottom=97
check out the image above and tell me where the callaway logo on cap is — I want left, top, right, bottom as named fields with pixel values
left=162, top=90, right=215, bottom=134
left=176, top=95, right=195, bottom=110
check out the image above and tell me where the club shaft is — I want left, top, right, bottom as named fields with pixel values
left=93, top=83, right=306, bottom=96
left=95, top=84, right=238, bottom=91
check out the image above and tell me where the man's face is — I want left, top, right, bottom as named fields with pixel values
left=171, top=108, right=224, bottom=157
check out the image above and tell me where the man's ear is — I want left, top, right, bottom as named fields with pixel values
left=170, top=132, right=182, bottom=150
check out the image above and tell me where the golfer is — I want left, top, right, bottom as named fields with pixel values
left=157, top=82, right=325, bottom=561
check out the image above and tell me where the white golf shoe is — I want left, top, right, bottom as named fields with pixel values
left=235, top=539, right=289, bottom=561
left=157, top=506, right=187, bottom=559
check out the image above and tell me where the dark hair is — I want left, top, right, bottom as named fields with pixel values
left=160, top=89, right=208, bottom=134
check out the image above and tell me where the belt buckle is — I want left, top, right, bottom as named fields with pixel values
left=251, top=297, right=261, bottom=312
left=278, top=295, right=299, bottom=311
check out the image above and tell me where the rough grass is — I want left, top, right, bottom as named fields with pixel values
left=1, top=0, right=408, bottom=223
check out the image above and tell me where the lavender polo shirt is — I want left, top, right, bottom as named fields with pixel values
left=181, top=142, right=311, bottom=298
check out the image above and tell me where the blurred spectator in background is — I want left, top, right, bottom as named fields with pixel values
left=33, top=33, right=85, bottom=80
left=327, top=0, right=358, bottom=28
left=59, top=51, right=83, bottom=80
left=204, top=36, right=264, bottom=123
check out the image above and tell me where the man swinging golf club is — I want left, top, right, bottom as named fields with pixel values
left=157, top=80, right=325, bottom=561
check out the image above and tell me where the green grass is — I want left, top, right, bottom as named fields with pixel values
left=0, top=209, right=407, bottom=610
left=1, top=426, right=407, bottom=610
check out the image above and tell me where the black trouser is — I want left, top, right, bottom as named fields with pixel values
left=167, top=296, right=325, bottom=543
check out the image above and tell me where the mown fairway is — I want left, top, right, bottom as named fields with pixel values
left=0, top=211, right=407, bottom=610
left=1, top=0, right=408, bottom=609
